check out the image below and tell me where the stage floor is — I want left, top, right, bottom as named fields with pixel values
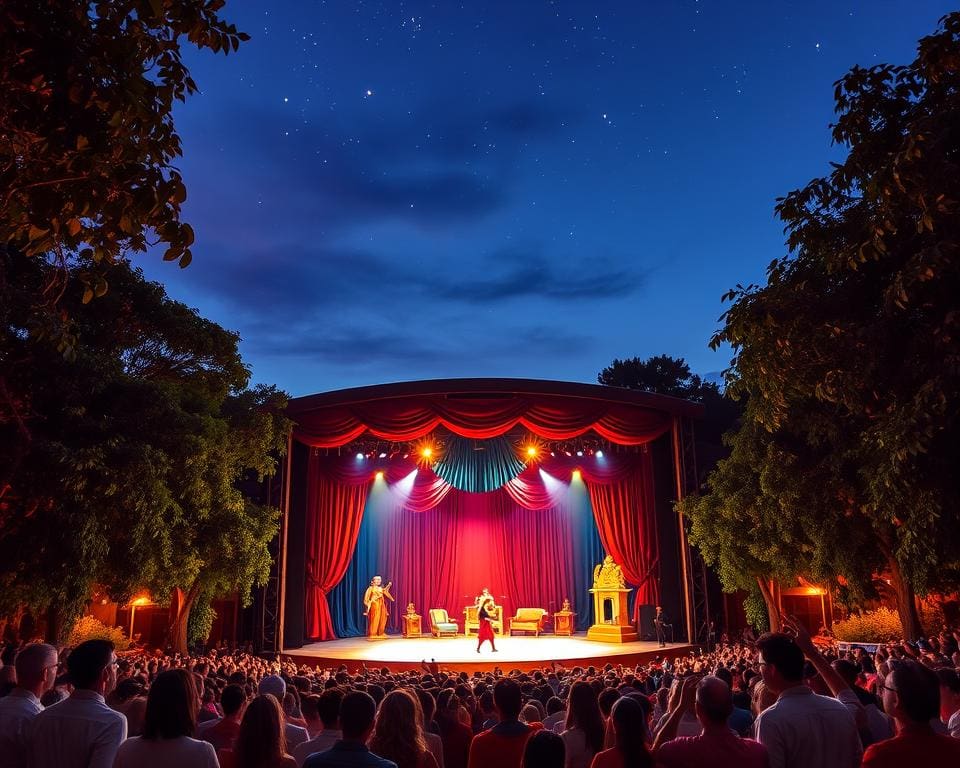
left=284, top=635, right=693, bottom=672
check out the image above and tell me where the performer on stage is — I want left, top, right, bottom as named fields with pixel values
left=475, top=588, right=498, bottom=653
left=363, top=575, right=394, bottom=639
left=654, top=605, right=669, bottom=647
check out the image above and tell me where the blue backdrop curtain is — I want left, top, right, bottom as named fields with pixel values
left=433, top=434, right=527, bottom=493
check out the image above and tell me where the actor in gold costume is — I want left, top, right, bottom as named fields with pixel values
left=363, top=575, right=394, bottom=638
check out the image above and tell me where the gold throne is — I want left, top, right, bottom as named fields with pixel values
left=463, top=604, right=504, bottom=636
left=586, top=555, right=639, bottom=643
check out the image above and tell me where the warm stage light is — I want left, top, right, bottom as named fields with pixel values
left=375, top=470, right=384, bottom=480
left=572, top=469, right=582, bottom=481
left=526, top=446, right=538, bottom=458
left=421, top=446, right=433, bottom=458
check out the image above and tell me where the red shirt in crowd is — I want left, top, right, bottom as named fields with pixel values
left=467, top=720, right=538, bottom=768
left=655, top=729, right=769, bottom=768
left=861, top=725, right=960, bottom=768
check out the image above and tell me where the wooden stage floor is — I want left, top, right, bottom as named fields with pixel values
left=284, top=635, right=693, bottom=672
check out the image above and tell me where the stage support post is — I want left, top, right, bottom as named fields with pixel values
left=671, top=417, right=695, bottom=645
left=277, top=431, right=294, bottom=655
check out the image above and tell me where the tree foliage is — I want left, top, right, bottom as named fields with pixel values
left=0, top=255, right=290, bottom=646
left=684, top=12, right=960, bottom=638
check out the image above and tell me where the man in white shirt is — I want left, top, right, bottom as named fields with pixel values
left=28, top=639, right=127, bottom=768
left=753, top=632, right=862, bottom=768
left=0, top=642, right=58, bottom=768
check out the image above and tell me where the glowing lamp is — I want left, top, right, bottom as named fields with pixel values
left=379, top=452, right=387, bottom=459
left=576, top=450, right=583, bottom=457
left=421, top=447, right=433, bottom=459
left=596, top=450, right=604, bottom=458
left=375, top=470, right=385, bottom=480
left=356, top=452, right=365, bottom=460
left=526, top=446, right=538, bottom=458
left=572, top=469, right=582, bottom=481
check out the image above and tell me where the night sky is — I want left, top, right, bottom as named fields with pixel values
left=140, top=1, right=953, bottom=396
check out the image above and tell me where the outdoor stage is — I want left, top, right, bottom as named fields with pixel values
left=284, top=635, right=693, bottom=672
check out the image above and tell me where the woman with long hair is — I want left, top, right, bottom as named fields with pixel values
left=113, top=668, right=218, bottom=768
left=369, top=689, right=439, bottom=768
left=589, top=697, right=653, bottom=768
left=436, top=687, right=473, bottom=768
left=560, top=681, right=606, bottom=768
left=220, top=694, right=296, bottom=768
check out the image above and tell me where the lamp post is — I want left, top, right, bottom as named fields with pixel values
left=129, top=596, right=151, bottom=640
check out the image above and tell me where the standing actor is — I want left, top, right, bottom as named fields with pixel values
left=363, top=576, right=394, bottom=639
left=476, top=589, right=498, bottom=653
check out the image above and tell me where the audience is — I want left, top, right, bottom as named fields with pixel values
left=753, top=632, right=861, bottom=768
left=654, top=676, right=768, bottom=768
left=0, top=642, right=57, bottom=768
left=523, top=730, right=565, bottom=768
left=293, top=688, right=344, bottom=767
left=114, top=668, right=218, bottom=768
left=589, top=696, right=653, bottom=768
left=28, top=639, right=127, bottom=768
left=861, top=660, right=960, bottom=766
left=3, top=617, right=960, bottom=768
left=224, top=693, right=296, bottom=768
left=304, top=690, right=396, bottom=768
left=369, top=689, right=438, bottom=768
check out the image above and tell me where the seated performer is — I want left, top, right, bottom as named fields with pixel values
left=363, top=575, right=394, bottom=639
left=476, top=588, right=498, bottom=653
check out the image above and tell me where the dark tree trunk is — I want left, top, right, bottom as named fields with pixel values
left=887, top=556, right=922, bottom=640
left=757, top=577, right=781, bottom=633
left=168, top=583, right=200, bottom=655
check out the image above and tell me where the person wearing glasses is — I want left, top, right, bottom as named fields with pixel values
left=863, top=660, right=960, bottom=767
left=28, top=639, right=127, bottom=768
left=0, top=643, right=58, bottom=768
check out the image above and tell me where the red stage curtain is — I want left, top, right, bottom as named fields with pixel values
left=587, top=450, right=660, bottom=614
left=305, top=458, right=370, bottom=640
left=293, top=395, right=671, bottom=448
left=371, top=490, right=581, bottom=630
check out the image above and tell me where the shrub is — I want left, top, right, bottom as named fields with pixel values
left=67, top=615, right=130, bottom=651
left=832, top=602, right=945, bottom=642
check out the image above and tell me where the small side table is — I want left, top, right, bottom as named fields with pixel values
left=554, top=610, right=576, bottom=636
left=402, top=614, right=422, bottom=638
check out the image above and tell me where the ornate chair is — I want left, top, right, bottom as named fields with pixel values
left=509, top=608, right=547, bottom=636
left=428, top=608, right=459, bottom=637
left=463, top=604, right=505, bottom=636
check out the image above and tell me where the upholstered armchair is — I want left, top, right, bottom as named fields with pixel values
left=428, top=608, right=459, bottom=637
left=509, top=608, right=547, bottom=636
left=463, top=604, right=505, bottom=636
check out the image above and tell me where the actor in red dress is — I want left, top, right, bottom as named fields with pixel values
left=476, top=589, right=498, bottom=653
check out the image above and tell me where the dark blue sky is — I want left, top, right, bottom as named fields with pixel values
left=141, top=1, right=953, bottom=396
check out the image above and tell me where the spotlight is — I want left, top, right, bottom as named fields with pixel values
left=356, top=452, right=365, bottom=460
left=550, top=451, right=556, bottom=457
left=421, top=446, right=433, bottom=459
left=379, top=452, right=387, bottom=459
left=572, top=469, right=582, bottom=480
left=596, top=450, right=604, bottom=458
left=375, top=470, right=384, bottom=480
left=576, top=450, right=583, bottom=457
left=526, top=446, right=538, bottom=458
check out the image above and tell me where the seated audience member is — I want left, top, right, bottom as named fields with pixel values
left=523, top=730, right=565, bottom=768
left=114, top=668, right=218, bottom=768
left=862, top=660, right=960, bottom=767
left=588, top=696, right=653, bottom=768
left=412, top=688, right=444, bottom=768
left=28, top=639, right=128, bottom=768
left=752, top=632, right=861, bottom=768
left=561, top=681, right=606, bottom=768
left=222, top=693, right=296, bottom=768
left=110, top=677, right=148, bottom=736
left=300, top=694, right=323, bottom=738
left=542, top=697, right=565, bottom=733
left=437, top=688, right=473, bottom=768
left=304, top=690, right=397, bottom=768
left=936, top=667, right=960, bottom=738
left=468, top=679, right=536, bottom=768
left=260, top=675, right=309, bottom=752
left=521, top=703, right=544, bottom=727
left=198, top=683, right=246, bottom=751
left=0, top=642, right=57, bottom=768
left=370, top=689, right=439, bottom=768
left=293, top=688, right=344, bottom=767
left=653, top=676, right=768, bottom=768
left=831, top=659, right=893, bottom=746
left=712, top=666, right=753, bottom=736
